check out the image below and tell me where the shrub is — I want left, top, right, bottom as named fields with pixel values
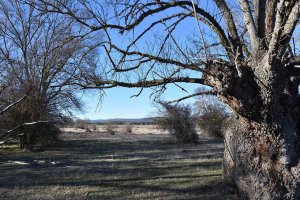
left=92, top=124, right=97, bottom=131
left=85, top=126, right=92, bottom=132
left=75, top=119, right=86, bottom=129
left=105, top=122, right=117, bottom=135
left=21, top=123, right=61, bottom=149
left=123, top=123, right=133, bottom=134
left=195, top=91, right=230, bottom=138
left=156, top=102, right=198, bottom=144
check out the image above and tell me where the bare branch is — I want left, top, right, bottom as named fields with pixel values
left=264, top=0, right=277, bottom=43
left=77, top=77, right=208, bottom=89
left=168, top=90, right=216, bottom=104
left=254, top=0, right=266, bottom=39
left=278, top=2, right=300, bottom=57
left=213, top=0, right=244, bottom=58
left=239, top=0, right=259, bottom=50
left=268, top=1, right=299, bottom=62
left=0, top=121, right=49, bottom=140
left=0, top=90, right=31, bottom=115
left=191, top=0, right=208, bottom=61
left=108, top=43, right=205, bottom=72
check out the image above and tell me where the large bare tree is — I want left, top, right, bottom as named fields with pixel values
left=30, top=0, right=300, bottom=199
left=0, top=0, right=100, bottom=142
left=0, top=0, right=100, bottom=123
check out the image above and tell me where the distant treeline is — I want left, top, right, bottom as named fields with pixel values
left=93, top=121, right=156, bottom=125
left=74, top=118, right=158, bottom=127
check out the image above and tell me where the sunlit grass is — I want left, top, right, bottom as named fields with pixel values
left=0, top=132, right=237, bottom=200
left=0, top=142, right=21, bottom=154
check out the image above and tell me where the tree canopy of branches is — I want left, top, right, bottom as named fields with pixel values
left=0, top=0, right=100, bottom=145
left=26, top=0, right=300, bottom=199
left=0, top=0, right=101, bottom=122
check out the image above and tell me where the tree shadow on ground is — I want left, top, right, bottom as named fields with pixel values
left=0, top=133, right=238, bottom=200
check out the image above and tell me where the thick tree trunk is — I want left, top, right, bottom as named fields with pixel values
left=19, top=133, right=26, bottom=149
left=223, top=115, right=300, bottom=200
left=203, top=53, right=300, bottom=199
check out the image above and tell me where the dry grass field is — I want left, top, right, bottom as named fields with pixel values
left=64, top=124, right=169, bottom=135
left=0, top=126, right=238, bottom=200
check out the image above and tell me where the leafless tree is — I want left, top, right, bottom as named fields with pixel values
left=105, top=122, right=117, bottom=135
left=156, top=102, right=198, bottom=144
left=0, top=90, right=30, bottom=116
left=0, top=0, right=101, bottom=145
left=30, top=1, right=300, bottom=199
left=0, top=0, right=100, bottom=121
left=122, top=122, right=133, bottom=134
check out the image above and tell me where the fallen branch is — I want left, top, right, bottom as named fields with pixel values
left=0, top=121, right=49, bottom=141
left=0, top=89, right=31, bottom=115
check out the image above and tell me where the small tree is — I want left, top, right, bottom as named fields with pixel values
left=122, top=122, right=133, bottom=135
left=156, top=102, right=198, bottom=144
left=105, top=122, right=117, bottom=135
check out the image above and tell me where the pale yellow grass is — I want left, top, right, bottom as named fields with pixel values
left=63, top=125, right=169, bottom=135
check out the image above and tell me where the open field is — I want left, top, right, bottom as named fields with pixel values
left=0, top=129, right=238, bottom=200
left=63, top=125, right=169, bottom=135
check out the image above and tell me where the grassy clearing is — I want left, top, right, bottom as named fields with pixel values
left=0, top=132, right=238, bottom=200
left=0, top=142, right=22, bottom=154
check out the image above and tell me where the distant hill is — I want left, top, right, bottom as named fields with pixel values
left=89, top=117, right=156, bottom=124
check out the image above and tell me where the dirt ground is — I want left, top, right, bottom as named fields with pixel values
left=0, top=128, right=238, bottom=200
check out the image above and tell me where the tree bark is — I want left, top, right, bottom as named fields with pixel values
left=19, top=133, right=26, bottom=149
left=223, top=115, right=300, bottom=200
left=204, top=55, right=300, bottom=199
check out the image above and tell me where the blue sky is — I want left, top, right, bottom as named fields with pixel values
left=76, top=83, right=200, bottom=120
left=75, top=2, right=216, bottom=120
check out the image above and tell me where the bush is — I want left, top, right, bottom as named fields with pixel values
left=123, top=123, right=133, bottom=134
left=21, top=123, right=61, bottom=149
left=85, top=126, right=92, bottom=132
left=156, top=102, right=198, bottom=144
left=195, top=91, right=230, bottom=138
left=105, top=122, right=117, bottom=135
left=92, top=124, right=97, bottom=131
left=75, top=119, right=86, bottom=129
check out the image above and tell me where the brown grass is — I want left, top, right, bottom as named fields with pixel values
left=0, top=127, right=238, bottom=200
